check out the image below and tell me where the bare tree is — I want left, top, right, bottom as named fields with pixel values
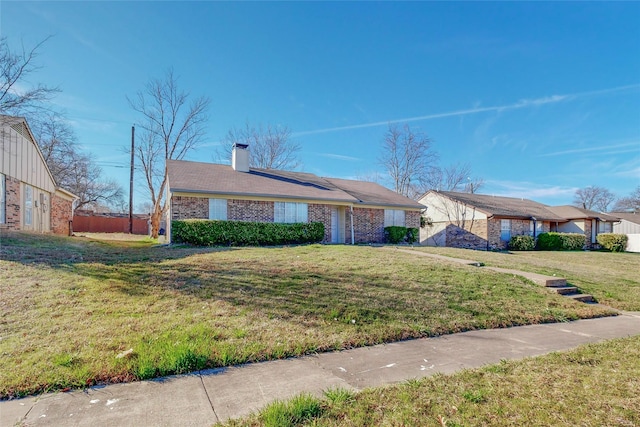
left=379, top=123, right=439, bottom=199
left=0, top=36, right=59, bottom=116
left=128, top=69, right=210, bottom=238
left=573, top=186, right=616, bottom=212
left=35, top=113, right=124, bottom=211
left=425, top=163, right=484, bottom=194
left=219, top=122, right=301, bottom=170
left=612, top=186, right=640, bottom=212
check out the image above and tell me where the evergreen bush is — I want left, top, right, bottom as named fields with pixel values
left=508, top=235, right=535, bottom=251
left=596, top=233, right=628, bottom=252
left=172, top=220, right=324, bottom=246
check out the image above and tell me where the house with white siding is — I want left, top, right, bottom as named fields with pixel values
left=418, top=190, right=620, bottom=250
left=612, top=212, right=640, bottom=252
left=0, top=115, right=76, bottom=235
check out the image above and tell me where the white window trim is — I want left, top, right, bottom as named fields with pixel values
left=0, top=173, right=5, bottom=224
left=384, top=209, right=406, bottom=227
left=274, top=202, right=308, bottom=223
left=500, top=219, right=511, bottom=241
left=208, top=198, right=227, bottom=220
left=24, top=185, right=33, bottom=226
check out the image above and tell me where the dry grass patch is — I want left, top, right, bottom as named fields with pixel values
left=0, top=232, right=613, bottom=398
left=224, top=336, right=640, bottom=426
left=409, top=247, right=640, bottom=311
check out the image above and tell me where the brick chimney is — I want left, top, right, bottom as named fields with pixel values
left=231, top=143, right=250, bottom=172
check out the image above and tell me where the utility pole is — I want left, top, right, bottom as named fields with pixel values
left=129, top=125, right=135, bottom=234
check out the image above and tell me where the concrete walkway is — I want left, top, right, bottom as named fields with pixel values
left=2, top=313, right=639, bottom=427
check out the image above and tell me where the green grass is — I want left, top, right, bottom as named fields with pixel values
left=0, top=231, right=618, bottom=398
left=222, top=336, right=640, bottom=426
left=408, top=246, right=640, bottom=311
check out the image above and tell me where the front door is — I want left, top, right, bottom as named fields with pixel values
left=331, top=207, right=339, bottom=243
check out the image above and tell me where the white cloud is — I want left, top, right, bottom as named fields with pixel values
left=487, top=180, right=578, bottom=201
left=294, top=84, right=640, bottom=137
left=315, top=153, right=361, bottom=162
left=539, top=141, right=640, bottom=157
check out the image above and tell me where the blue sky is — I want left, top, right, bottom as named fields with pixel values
left=2, top=1, right=639, bottom=210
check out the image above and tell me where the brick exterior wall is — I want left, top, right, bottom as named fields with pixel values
left=2, top=176, right=21, bottom=230
left=406, top=211, right=421, bottom=229
left=170, top=195, right=419, bottom=244
left=171, top=196, right=208, bottom=220
left=309, top=203, right=332, bottom=242
left=51, top=194, right=73, bottom=235
left=446, top=218, right=489, bottom=250
left=584, top=220, right=594, bottom=249
left=352, top=207, right=385, bottom=243
left=229, top=200, right=274, bottom=222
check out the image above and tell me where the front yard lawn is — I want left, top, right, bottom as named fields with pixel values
left=0, top=232, right=616, bottom=398
left=409, top=246, right=640, bottom=311
left=223, top=336, right=640, bottom=427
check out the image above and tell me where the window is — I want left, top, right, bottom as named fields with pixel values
left=384, top=209, right=406, bottom=227
left=24, top=185, right=33, bottom=226
left=500, top=219, right=511, bottom=241
left=0, top=173, right=7, bottom=224
left=208, top=198, right=227, bottom=220
left=0, top=173, right=5, bottom=224
left=274, top=202, right=308, bottom=223
left=598, top=221, right=612, bottom=234
left=529, top=220, right=543, bottom=236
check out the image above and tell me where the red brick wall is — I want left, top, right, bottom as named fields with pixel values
left=171, top=195, right=419, bottom=244
left=309, top=203, right=332, bottom=242
left=51, top=194, right=73, bottom=235
left=2, top=176, right=21, bottom=230
left=229, top=199, right=274, bottom=222
left=406, top=211, right=421, bottom=229
left=171, top=196, right=208, bottom=220
left=352, top=207, right=385, bottom=243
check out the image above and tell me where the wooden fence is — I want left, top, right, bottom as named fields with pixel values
left=72, top=211, right=149, bottom=235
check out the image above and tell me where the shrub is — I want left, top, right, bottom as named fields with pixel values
left=172, top=220, right=325, bottom=246
left=406, top=227, right=419, bottom=244
left=384, top=226, right=419, bottom=244
left=536, top=232, right=585, bottom=251
left=596, top=233, right=628, bottom=252
left=508, top=235, right=535, bottom=251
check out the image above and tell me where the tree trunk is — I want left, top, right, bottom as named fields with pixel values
left=149, top=208, right=162, bottom=239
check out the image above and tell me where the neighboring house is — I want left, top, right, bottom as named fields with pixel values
left=0, top=116, right=76, bottom=235
left=418, top=190, right=620, bottom=250
left=545, top=205, right=620, bottom=248
left=611, top=212, right=640, bottom=253
left=166, top=144, right=422, bottom=244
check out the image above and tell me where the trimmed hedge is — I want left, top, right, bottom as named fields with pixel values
left=508, top=235, right=535, bottom=251
left=172, top=219, right=325, bottom=246
left=596, top=233, right=628, bottom=252
left=536, top=232, right=585, bottom=251
left=384, top=226, right=419, bottom=244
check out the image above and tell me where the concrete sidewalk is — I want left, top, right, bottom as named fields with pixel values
left=2, top=313, right=639, bottom=427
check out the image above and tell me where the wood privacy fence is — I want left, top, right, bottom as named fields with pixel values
left=72, top=211, right=149, bottom=235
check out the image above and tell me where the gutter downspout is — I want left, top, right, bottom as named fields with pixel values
left=350, top=205, right=355, bottom=245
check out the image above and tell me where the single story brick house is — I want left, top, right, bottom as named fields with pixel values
left=418, top=190, right=620, bottom=250
left=1, top=116, right=76, bottom=235
left=166, top=144, right=423, bottom=244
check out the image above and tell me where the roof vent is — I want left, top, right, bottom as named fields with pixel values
left=232, top=143, right=250, bottom=172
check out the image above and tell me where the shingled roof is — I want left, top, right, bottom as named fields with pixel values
left=611, top=212, right=640, bottom=225
left=167, top=159, right=423, bottom=209
left=547, top=205, right=621, bottom=222
left=429, top=191, right=623, bottom=222
left=433, top=191, right=566, bottom=221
